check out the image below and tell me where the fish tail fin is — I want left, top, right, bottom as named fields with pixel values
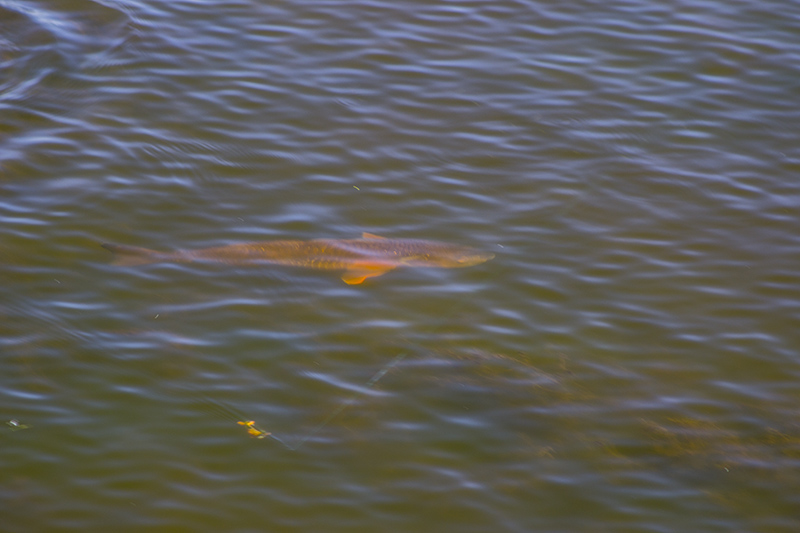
left=101, top=243, right=166, bottom=266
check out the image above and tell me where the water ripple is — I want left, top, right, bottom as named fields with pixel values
left=3, top=0, right=800, bottom=531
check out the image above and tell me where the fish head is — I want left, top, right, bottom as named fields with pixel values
left=401, top=244, right=495, bottom=268
left=450, top=249, right=496, bottom=267
left=449, top=248, right=494, bottom=267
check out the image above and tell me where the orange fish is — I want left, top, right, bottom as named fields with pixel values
left=101, top=233, right=494, bottom=284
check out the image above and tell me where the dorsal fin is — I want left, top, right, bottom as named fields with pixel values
left=362, top=232, right=386, bottom=240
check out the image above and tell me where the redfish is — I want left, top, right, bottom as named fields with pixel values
left=102, top=232, right=494, bottom=284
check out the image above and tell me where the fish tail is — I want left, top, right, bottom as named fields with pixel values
left=101, top=243, right=166, bottom=266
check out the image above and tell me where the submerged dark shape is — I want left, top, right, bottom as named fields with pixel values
left=101, top=232, right=494, bottom=284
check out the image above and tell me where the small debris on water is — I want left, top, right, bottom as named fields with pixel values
left=238, top=420, right=270, bottom=439
left=6, top=420, right=31, bottom=431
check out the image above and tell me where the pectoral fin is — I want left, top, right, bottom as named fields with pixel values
left=362, top=232, right=386, bottom=239
left=341, top=264, right=395, bottom=284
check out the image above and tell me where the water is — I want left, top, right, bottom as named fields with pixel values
left=2, top=0, right=800, bottom=531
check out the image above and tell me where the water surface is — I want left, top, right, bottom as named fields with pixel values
left=2, top=0, right=800, bottom=531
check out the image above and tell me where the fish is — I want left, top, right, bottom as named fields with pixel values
left=101, top=232, right=494, bottom=284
